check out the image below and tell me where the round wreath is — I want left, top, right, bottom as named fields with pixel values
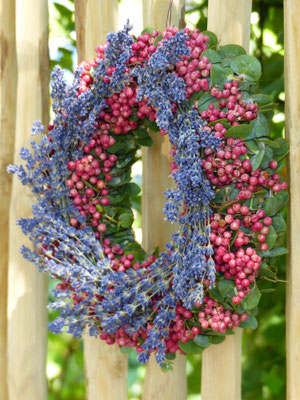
left=9, top=22, right=289, bottom=367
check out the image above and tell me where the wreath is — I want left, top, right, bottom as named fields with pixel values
left=8, top=22, right=289, bottom=367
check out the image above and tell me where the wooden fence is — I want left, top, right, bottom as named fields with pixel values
left=0, top=0, right=298, bottom=399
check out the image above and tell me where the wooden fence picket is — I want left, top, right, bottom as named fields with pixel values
left=207, top=0, right=252, bottom=50
left=7, top=0, right=49, bottom=399
left=284, top=0, right=300, bottom=398
left=74, top=2, right=128, bottom=399
left=75, top=0, right=118, bottom=63
left=0, top=0, right=17, bottom=398
left=201, top=2, right=252, bottom=400
left=141, top=1, right=187, bottom=399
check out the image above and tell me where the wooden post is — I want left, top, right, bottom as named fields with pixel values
left=141, top=1, right=187, bottom=399
left=75, top=0, right=118, bottom=62
left=202, top=330, right=242, bottom=400
left=201, top=2, right=252, bottom=400
left=207, top=0, right=252, bottom=51
left=284, top=1, right=300, bottom=399
left=0, top=0, right=17, bottom=398
left=7, top=0, right=49, bottom=399
left=74, top=2, right=128, bottom=399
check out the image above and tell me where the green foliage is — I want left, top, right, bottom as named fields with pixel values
left=242, top=287, right=261, bottom=310
left=49, top=0, right=76, bottom=72
left=231, top=55, right=262, bottom=81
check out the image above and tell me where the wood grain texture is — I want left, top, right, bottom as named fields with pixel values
left=0, top=0, right=17, bottom=398
left=7, top=0, right=49, bottom=399
left=284, top=1, right=300, bottom=399
left=141, top=1, right=187, bottom=399
left=142, top=0, right=185, bottom=31
left=142, top=354, right=187, bottom=400
left=74, top=2, right=128, bottom=399
left=75, top=0, right=118, bottom=63
left=207, top=0, right=252, bottom=51
left=202, top=3, right=252, bottom=399
left=201, top=329, right=242, bottom=400
left=84, top=338, right=127, bottom=400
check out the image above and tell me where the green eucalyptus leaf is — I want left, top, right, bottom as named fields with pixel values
left=239, top=315, right=258, bottom=329
left=272, top=138, right=289, bottom=159
left=125, top=182, right=141, bottom=196
left=272, top=214, right=286, bottom=232
left=124, top=242, right=143, bottom=252
left=129, top=113, right=139, bottom=121
left=161, top=362, right=173, bottom=372
left=145, top=119, right=159, bottom=132
left=145, top=246, right=160, bottom=258
left=118, top=213, right=134, bottom=228
left=179, top=340, right=204, bottom=355
left=124, top=250, right=144, bottom=262
left=263, top=192, right=289, bottom=216
left=259, top=263, right=277, bottom=279
left=189, top=90, right=206, bottom=105
left=197, top=93, right=219, bottom=112
left=212, top=186, right=227, bottom=203
left=260, top=145, right=273, bottom=169
left=225, top=124, right=253, bottom=139
left=256, top=139, right=280, bottom=149
left=265, top=225, right=277, bottom=250
left=218, top=44, right=246, bottom=59
left=130, top=195, right=141, bottom=213
left=108, top=170, right=131, bottom=187
left=251, top=148, right=265, bottom=171
left=245, top=139, right=259, bottom=153
left=250, top=94, right=274, bottom=104
left=135, top=136, right=154, bottom=147
left=218, top=279, right=235, bottom=296
left=231, top=55, right=262, bottom=81
left=210, top=64, right=233, bottom=86
left=134, top=127, right=149, bottom=138
left=141, top=27, right=155, bottom=34
left=154, top=34, right=163, bottom=47
left=201, top=31, right=218, bottom=47
left=208, top=118, right=231, bottom=129
left=208, top=287, right=224, bottom=302
left=201, top=49, right=222, bottom=63
left=262, top=247, right=288, bottom=257
left=108, top=193, right=127, bottom=205
left=114, top=228, right=133, bottom=238
left=209, top=335, right=226, bottom=344
left=165, top=353, right=176, bottom=361
left=242, top=286, right=261, bottom=310
left=250, top=113, right=270, bottom=138
left=106, top=142, right=127, bottom=153
left=116, top=154, right=137, bottom=169
left=193, top=335, right=211, bottom=348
